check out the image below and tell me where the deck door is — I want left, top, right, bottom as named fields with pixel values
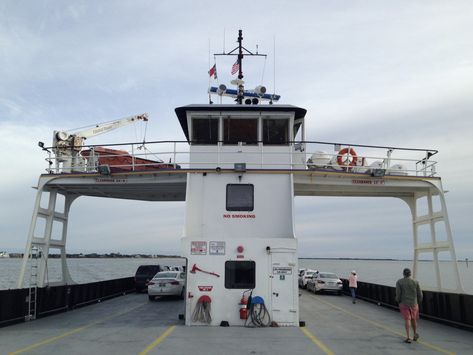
left=270, top=251, right=296, bottom=325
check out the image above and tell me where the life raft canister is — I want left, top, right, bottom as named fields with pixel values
left=337, top=147, right=358, bottom=169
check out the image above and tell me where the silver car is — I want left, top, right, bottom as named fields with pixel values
left=147, top=271, right=186, bottom=300
left=307, top=272, right=343, bottom=294
left=298, top=269, right=318, bottom=289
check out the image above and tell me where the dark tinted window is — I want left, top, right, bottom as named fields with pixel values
left=225, top=261, right=256, bottom=289
left=226, top=184, right=254, bottom=211
left=263, top=118, right=289, bottom=145
left=192, top=118, right=219, bottom=144
left=223, top=118, right=258, bottom=144
left=136, top=265, right=160, bottom=276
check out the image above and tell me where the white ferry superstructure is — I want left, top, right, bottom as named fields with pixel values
left=16, top=30, right=463, bottom=327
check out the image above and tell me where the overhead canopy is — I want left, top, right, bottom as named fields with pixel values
left=175, top=104, right=307, bottom=142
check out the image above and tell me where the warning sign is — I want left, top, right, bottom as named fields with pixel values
left=191, top=241, right=207, bottom=255
left=273, top=267, right=292, bottom=275
left=209, top=241, right=225, bottom=255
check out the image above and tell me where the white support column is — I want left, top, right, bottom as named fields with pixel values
left=17, top=184, right=45, bottom=288
left=435, top=183, right=463, bottom=292
left=407, top=180, right=464, bottom=293
left=17, top=176, right=78, bottom=288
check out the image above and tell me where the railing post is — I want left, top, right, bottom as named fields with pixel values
left=385, top=149, right=392, bottom=171
left=173, top=142, right=177, bottom=169
left=131, top=144, right=135, bottom=171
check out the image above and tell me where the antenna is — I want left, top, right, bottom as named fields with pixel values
left=223, top=28, right=226, bottom=53
left=272, top=35, right=276, bottom=105
left=208, top=38, right=212, bottom=104
left=214, top=29, right=267, bottom=104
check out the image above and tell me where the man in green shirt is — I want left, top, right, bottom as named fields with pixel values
left=395, top=268, right=423, bottom=343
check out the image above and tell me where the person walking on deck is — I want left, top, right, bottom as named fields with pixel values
left=349, top=270, right=358, bottom=303
left=395, top=268, right=423, bottom=343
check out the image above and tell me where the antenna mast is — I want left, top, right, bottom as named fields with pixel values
left=214, top=29, right=266, bottom=104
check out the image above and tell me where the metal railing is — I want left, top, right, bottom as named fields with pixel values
left=41, top=140, right=438, bottom=177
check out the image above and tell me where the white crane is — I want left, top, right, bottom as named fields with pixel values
left=52, top=113, right=148, bottom=173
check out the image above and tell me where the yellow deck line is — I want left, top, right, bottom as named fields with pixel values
left=313, top=296, right=456, bottom=355
left=8, top=303, right=144, bottom=355
left=300, top=326, right=336, bottom=355
left=138, top=326, right=176, bottom=355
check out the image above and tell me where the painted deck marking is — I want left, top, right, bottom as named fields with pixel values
left=8, top=303, right=144, bottom=355
left=300, top=326, right=336, bottom=355
left=139, top=326, right=176, bottom=355
left=314, top=296, right=456, bottom=355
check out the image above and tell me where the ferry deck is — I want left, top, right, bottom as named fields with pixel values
left=2, top=290, right=472, bottom=355
left=10, top=31, right=469, bottom=353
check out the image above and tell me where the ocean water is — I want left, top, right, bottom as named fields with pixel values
left=0, top=257, right=185, bottom=290
left=1, top=257, right=472, bottom=294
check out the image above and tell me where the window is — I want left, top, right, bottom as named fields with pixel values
left=192, top=118, right=219, bottom=144
left=262, top=118, right=289, bottom=145
left=225, top=261, right=256, bottom=289
left=226, top=184, right=254, bottom=211
left=293, top=121, right=302, bottom=140
left=223, top=118, right=258, bottom=144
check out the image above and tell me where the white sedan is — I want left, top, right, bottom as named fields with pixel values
left=147, top=271, right=186, bottom=300
left=307, top=272, right=343, bottom=294
left=298, top=269, right=318, bottom=289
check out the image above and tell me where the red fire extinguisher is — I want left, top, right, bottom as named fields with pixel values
left=239, top=294, right=248, bottom=319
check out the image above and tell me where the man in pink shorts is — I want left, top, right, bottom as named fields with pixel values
left=395, top=268, right=423, bottom=343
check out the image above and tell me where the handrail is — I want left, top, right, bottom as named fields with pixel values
left=43, top=140, right=439, bottom=177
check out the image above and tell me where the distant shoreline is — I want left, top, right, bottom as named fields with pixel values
left=2, top=253, right=182, bottom=259
left=1, top=254, right=469, bottom=262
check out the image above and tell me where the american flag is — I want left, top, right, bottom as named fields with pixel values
left=231, top=59, right=239, bottom=75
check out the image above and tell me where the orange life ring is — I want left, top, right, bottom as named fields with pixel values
left=337, top=147, right=358, bottom=168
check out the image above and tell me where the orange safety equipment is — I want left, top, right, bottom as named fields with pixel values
left=337, top=147, right=358, bottom=169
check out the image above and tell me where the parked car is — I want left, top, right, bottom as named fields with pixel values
left=147, top=271, right=186, bottom=300
left=298, top=269, right=318, bottom=289
left=163, top=265, right=185, bottom=272
left=134, top=265, right=162, bottom=292
left=307, top=271, right=343, bottom=294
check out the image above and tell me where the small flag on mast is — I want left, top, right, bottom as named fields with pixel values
left=208, top=64, right=217, bottom=79
left=231, top=59, right=239, bottom=75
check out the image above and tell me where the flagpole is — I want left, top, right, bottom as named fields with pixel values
left=208, top=38, right=212, bottom=104
left=237, top=29, right=243, bottom=104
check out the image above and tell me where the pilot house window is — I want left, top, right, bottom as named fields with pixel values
left=192, top=118, right=219, bottom=144
left=223, top=118, right=258, bottom=144
left=263, top=118, right=289, bottom=145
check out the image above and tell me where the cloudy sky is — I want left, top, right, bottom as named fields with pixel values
left=1, top=1, right=472, bottom=260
